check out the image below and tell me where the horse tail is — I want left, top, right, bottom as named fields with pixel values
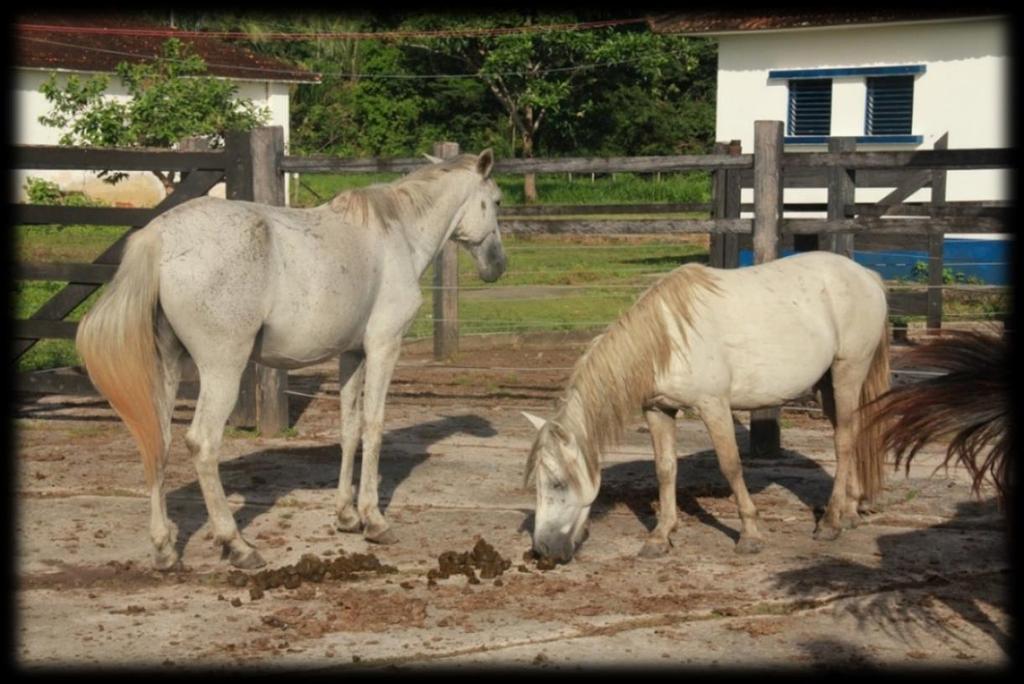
left=76, top=227, right=166, bottom=489
left=854, top=320, right=891, bottom=502
left=872, top=328, right=1010, bottom=507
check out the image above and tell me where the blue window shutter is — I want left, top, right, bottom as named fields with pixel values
left=866, top=76, right=914, bottom=135
left=788, top=79, right=832, bottom=136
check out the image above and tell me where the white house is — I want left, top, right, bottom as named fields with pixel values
left=648, top=10, right=1011, bottom=205
left=13, top=13, right=319, bottom=206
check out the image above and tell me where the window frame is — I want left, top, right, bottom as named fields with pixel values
left=768, top=65, right=925, bottom=145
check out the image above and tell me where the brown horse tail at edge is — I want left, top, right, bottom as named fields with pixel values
left=75, top=227, right=166, bottom=489
left=869, top=328, right=1010, bottom=508
left=854, top=321, right=892, bottom=503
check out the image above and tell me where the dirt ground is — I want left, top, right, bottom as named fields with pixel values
left=13, top=332, right=1011, bottom=672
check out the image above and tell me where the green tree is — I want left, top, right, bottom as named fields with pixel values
left=39, top=38, right=270, bottom=193
left=158, top=12, right=718, bottom=176
left=395, top=12, right=712, bottom=201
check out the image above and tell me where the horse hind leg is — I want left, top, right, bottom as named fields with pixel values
left=815, top=358, right=869, bottom=541
left=150, top=315, right=183, bottom=569
left=698, top=398, right=765, bottom=554
left=187, top=353, right=266, bottom=569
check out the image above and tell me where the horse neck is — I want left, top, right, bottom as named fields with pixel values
left=399, top=172, right=475, bottom=278
left=553, top=388, right=598, bottom=477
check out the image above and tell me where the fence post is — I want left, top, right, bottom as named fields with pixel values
left=927, top=133, right=949, bottom=331
left=251, top=127, right=289, bottom=435
left=826, top=137, right=857, bottom=258
left=709, top=142, right=728, bottom=268
left=791, top=133, right=818, bottom=253
left=709, top=140, right=743, bottom=268
left=224, top=128, right=290, bottom=434
left=724, top=140, right=742, bottom=268
left=750, top=121, right=784, bottom=458
left=433, top=141, right=461, bottom=361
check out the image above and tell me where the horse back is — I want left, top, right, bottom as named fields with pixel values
left=153, top=197, right=383, bottom=366
left=657, top=253, right=886, bottom=407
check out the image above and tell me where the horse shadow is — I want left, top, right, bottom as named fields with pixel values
left=165, top=413, right=497, bottom=559
left=771, top=498, right=1010, bottom=657
left=517, top=420, right=836, bottom=543
left=587, top=420, right=836, bottom=544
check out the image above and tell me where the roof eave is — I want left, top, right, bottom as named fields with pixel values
left=14, top=64, right=321, bottom=85
left=646, top=13, right=1008, bottom=37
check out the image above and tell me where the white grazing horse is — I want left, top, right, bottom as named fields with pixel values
left=77, top=150, right=506, bottom=569
left=524, top=251, right=890, bottom=563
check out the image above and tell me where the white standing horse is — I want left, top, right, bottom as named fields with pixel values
left=523, top=251, right=890, bottom=563
left=77, top=150, right=505, bottom=569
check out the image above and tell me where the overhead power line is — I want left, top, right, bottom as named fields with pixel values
left=16, top=17, right=649, bottom=41
left=20, top=35, right=669, bottom=80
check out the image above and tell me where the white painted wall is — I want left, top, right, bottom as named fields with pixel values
left=714, top=18, right=1011, bottom=207
left=13, top=68, right=295, bottom=206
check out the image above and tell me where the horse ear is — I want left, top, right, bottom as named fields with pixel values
left=476, top=148, right=495, bottom=178
left=422, top=153, right=443, bottom=164
left=521, top=411, right=547, bottom=431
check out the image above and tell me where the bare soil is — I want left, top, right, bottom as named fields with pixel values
left=13, top=332, right=1010, bottom=671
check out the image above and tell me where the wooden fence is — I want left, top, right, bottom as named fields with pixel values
left=282, top=122, right=1009, bottom=359
left=14, top=121, right=1013, bottom=447
left=13, top=129, right=289, bottom=435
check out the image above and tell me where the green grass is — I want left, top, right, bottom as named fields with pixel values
left=15, top=224, right=127, bottom=263
left=406, top=234, right=708, bottom=338
left=14, top=223, right=122, bottom=373
left=289, top=171, right=711, bottom=208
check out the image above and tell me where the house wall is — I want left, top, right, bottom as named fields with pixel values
left=13, top=68, right=294, bottom=206
left=713, top=18, right=1011, bottom=207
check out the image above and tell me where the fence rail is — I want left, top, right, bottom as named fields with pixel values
left=13, top=131, right=288, bottom=435
left=13, top=123, right=1013, bottom=450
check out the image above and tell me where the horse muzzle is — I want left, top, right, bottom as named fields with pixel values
left=478, top=254, right=506, bottom=283
left=467, top=235, right=507, bottom=283
left=532, top=535, right=575, bottom=564
left=533, top=522, right=589, bottom=564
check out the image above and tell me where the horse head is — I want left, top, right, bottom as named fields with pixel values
left=449, top=149, right=507, bottom=283
left=522, top=411, right=599, bottom=564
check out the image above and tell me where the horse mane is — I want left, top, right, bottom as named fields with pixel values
left=872, top=327, right=1010, bottom=507
left=327, top=154, right=479, bottom=231
left=532, top=264, right=721, bottom=486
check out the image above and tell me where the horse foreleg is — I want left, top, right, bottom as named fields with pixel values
left=335, top=351, right=366, bottom=533
left=639, top=408, right=679, bottom=558
left=698, top=399, right=764, bottom=554
left=355, top=338, right=403, bottom=545
left=187, top=362, right=265, bottom=569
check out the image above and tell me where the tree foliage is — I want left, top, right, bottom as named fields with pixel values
left=39, top=38, right=270, bottom=189
left=175, top=11, right=716, bottom=163
left=63, top=13, right=717, bottom=199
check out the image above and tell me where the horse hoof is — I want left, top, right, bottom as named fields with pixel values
left=638, top=540, right=671, bottom=559
left=153, top=548, right=180, bottom=571
left=812, top=525, right=842, bottom=542
left=335, top=512, right=362, bottom=534
left=735, top=537, right=764, bottom=554
left=229, top=547, right=267, bottom=570
left=841, top=514, right=862, bottom=530
left=365, top=528, right=398, bottom=545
